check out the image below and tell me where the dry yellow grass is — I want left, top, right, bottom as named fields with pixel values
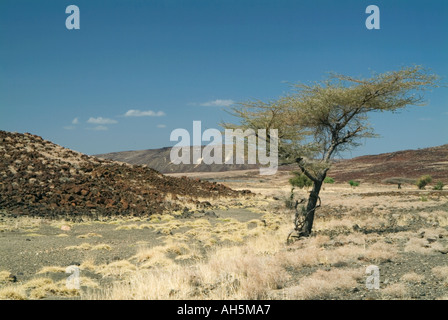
left=86, top=245, right=289, bottom=300
left=37, top=266, right=66, bottom=274
left=207, top=246, right=289, bottom=297
left=363, top=241, right=397, bottom=263
left=0, top=286, right=27, bottom=300
left=403, top=228, right=446, bottom=255
left=115, top=224, right=140, bottom=231
left=79, top=277, right=99, bottom=289
left=0, top=277, right=81, bottom=300
left=28, top=281, right=79, bottom=299
left=56, top=233, right=69, bottom=237
left=334, top=233, right=367, bottom=246
left=86, top=267, right=189, bottom=300
left=432, top=266, right=448, bottom=283
left=418, top=211, right=448, bottom=227
left=418, top=227, right=448, bottom=239
left=97, top=260, right=137, bottom=278
left=77, top=232, right=102, bottom=239
left=65, top=243, right=111, bottom=251
left=134, top=245, right=176, bottom=269
left=0, top=217, right=43, bottom=233
left=115, top=219, right=182, bottom=235
left=276, top=236, right=397, bottom=270
left=404, top=238, right=431, bottom=254
left=381, top=283, right=410, bottom=299
left=65, top=243, right=92, bottom=251
left=83, top=225, right=295, bottom=300
left=80, top=258, right=97, bottom=272
left=283, top=268, right=363, bottom=299
left=0, top=271, right=13, bottom=283
left=92, top=244, right=112, bottom=251
left=401, top=272, right=425, bottom=283
left=22, top=277, right=54, bottom=290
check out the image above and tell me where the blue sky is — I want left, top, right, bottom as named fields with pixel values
left=0, top=0, right=447, bottom=157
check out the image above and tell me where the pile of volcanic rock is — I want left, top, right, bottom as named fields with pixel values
left=0, top=131, right=250, bottom=217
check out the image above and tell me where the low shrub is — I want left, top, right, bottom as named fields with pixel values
left=289, top=172, right=313, bottom=189
left=433, top=181, right=444, bottom=191
left=324, top=177, right=335, bottom=184
left=349, top=180, right=360, bottom=188
left=416, top=175, right=432, bottom=190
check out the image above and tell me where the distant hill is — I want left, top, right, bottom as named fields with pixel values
left=328, top=144, right=448, bottom=183
left=95, top=146, right=260, bottom=174
left=97, top=144, right=448, bottom=184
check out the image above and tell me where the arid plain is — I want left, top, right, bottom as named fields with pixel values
left=1, top=166, right=448, bottom=300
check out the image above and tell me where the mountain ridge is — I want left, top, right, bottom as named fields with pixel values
left=96, top=144, right=448, bottom=183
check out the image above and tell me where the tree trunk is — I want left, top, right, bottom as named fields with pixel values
left=299, top=178, right=323, bottom=237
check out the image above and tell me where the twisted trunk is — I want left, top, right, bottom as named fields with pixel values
left=299, top=177, right=323, bottom=237
left=295, top=155, right=330, bottom=237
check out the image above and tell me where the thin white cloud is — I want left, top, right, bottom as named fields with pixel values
left=124, top=109, right=166, bottom=117
left=198, top=99, right=235, bottom=107
left=91, top=125, right=108, bottom=131
left=72, top=117, right=79, bottom=125
left=63, top=125, right=76, bottom=130
left=87, top=117, right=118, bottom=125
left=157, top=124, right=166, bottom=128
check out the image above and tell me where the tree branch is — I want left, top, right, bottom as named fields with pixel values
left=295, top=157, right=318, bottom=182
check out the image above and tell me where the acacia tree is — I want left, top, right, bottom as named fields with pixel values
left=223, top=66, right=439, bottom=238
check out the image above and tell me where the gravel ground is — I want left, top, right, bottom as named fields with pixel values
left=1, top=187, right=447, bottom=300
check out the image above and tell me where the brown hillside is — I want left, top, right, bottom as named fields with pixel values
left=328, top=144, right=448, bottom=183
left=0, top=131, right=249, bottom=217
left=97, top=144, right=448, bottom=186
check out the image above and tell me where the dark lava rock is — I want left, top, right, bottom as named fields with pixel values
left=0, top=130, right=252, bottom=218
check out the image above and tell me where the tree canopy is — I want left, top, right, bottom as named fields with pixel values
left=223, top=65, right=440, bottom=237
left=224, top=65, right=439, bottom=182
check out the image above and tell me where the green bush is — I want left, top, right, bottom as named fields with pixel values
left=349, top=180, right=360, bottom=187
left=433, top=181, right=444, bottom=190
left=416, top=175, right=432, bottom=190
left=324, top=177, right=335, bottom=184
left=289, top=173, right=313, bottom=189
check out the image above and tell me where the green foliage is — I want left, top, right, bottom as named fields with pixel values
left=416, top=175, right=432, bottom=190
left=349, top=180, right=360, bottom=187
left=420, top=196, right=428, bottom=202
left=289, top=173, right=313, bottom=189
left=222, top=66, right=439, bottom=171
left=433, top=181, right=444, bottom=191
left=324, top=177, right=335, bottom=184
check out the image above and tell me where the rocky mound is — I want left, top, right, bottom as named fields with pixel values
left=0, top=131, right=249, bottom=217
